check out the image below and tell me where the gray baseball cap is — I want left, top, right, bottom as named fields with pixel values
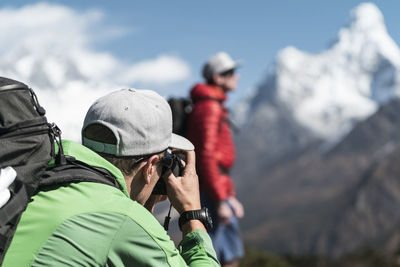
left=82, top=88, right=194, bottom=156
left=202, top=52, right=241, bottom=80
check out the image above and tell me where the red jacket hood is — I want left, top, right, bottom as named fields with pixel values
left=190, top=83, right=227, bottom=103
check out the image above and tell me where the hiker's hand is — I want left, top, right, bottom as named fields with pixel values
left=165, top=150, right=201, bottom=214
left=218, top=201, right=232, bottom=224
left=229, top=197, right=244, bottom=218
left=144, top=195, right=167, bottom=213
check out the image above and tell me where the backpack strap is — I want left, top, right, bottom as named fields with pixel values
left=38, top=156, right=122, bottom=192
left=0, top=157, right=121, bottom=231
left=0, top=157, right=122, bottom=262
left=192, top=96, right=223, bottom=104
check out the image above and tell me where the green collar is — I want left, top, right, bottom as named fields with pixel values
left=59, top=140, right=129, bottom=197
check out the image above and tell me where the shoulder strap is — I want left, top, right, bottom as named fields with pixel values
left=192, top=96, right=223, bottom=104
left=38, top=156, right=122, bottom=192
left=0, top=157, right=122, bottom=262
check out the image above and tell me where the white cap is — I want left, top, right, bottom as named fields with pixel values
left=202, top=52, right=241, bottom=80
left=82, top=89, right=194, bottom=156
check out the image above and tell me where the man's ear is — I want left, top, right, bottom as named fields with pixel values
left=213, top=74, right=223, bottom=86
left=143, top=155, right=160, bottom=184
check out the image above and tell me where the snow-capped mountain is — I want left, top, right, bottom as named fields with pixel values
left=238, top=3, right=400, bottom=140
left=233, top=3, right=400, bottom=257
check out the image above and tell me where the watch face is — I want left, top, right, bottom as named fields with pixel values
left=204, top=208, right=213, bottom=230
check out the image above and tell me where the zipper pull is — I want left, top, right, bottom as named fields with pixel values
left=29, top=88, right=46, bottom=116
left=49, top=123, right=67, bottom=166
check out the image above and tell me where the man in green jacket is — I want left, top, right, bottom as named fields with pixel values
left=3, top=89, right=219, bottom=266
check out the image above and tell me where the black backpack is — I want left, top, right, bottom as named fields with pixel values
left=168, top=96, right=238, bottom=136
left=0, top=77, right=120, bottom=264
left=168, top=97, right=193, bottom=136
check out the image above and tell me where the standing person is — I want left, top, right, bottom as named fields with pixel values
left=3, top=88, right=219, bottom=266
left=186, top=52, right=245, bottom=267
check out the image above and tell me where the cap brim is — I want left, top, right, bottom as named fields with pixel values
left=234, top=60, right=242, bottom=69
left=169, top=133, right=194, bottom=151
left=220, top=61, right=242, bottom=74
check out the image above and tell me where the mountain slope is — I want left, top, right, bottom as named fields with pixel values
left=240, top=98, right=400, bottom=257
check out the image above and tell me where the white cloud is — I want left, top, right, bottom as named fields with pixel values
left=0, top=2, right=191, bottom=141
left=119, top=55, right=190, bottom=85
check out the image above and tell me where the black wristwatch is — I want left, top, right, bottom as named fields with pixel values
left=179, top=208, right=213, bottom=231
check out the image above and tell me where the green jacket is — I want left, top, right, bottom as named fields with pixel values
left=3, top=140, right=219, bottom=266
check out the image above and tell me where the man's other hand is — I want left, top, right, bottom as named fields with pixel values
left=229, top=197, right=244, bottom=218
left=164, top=150, right=201, bottom=214
left=217, top=201, right=232, bottom=224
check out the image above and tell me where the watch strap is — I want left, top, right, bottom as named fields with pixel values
left=178, top=208, right=212, bottom=231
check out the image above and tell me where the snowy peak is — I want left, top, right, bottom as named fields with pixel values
left=349, top=2, right=384, bottom=32
left=336, top=3, right=400, bottom=65
left=246, top=3, right=400, bottom=140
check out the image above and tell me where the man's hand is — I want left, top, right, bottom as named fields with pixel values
left=229, top=196, right=244, bottom=218
left=218, top=197, right=244, bottom=224
left=217, top=201, right=232, bottom=224
left=164, top=150, right=206, bottom=236
left=164, top=150, right=201, bottom=215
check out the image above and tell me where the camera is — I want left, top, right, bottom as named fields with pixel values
left=151, top=151, right=184, bottom=195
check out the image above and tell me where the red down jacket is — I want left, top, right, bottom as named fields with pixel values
left=186, top=83, right=235, bottom=203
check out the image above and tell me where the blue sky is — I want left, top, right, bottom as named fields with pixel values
left=61, top=1, right=400, bottom=103
left=2, top=1, right=400, bottom=105
left=1, top=1, right=399, bottom=139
